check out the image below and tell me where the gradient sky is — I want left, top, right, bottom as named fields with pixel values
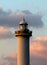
left=0, top=0, right=47, bottom=12
left=0, top=0, right=47, bottom=65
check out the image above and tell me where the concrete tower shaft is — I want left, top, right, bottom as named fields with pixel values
left=15, top=18, right=32, bottom=65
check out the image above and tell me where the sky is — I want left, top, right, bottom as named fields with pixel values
left=0, top=0, right=47, bottom=65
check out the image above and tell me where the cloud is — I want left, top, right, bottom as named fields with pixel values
left=8, top=53, right=17, bottom=58
left=0, top=9, right=44, bottom=28
left=0, top=26, right=14, bottom=39
left=2, top=54, right=17, bottom=65
left=0, top=54, right=16, bottom=65
left=30, top=36, right=47, bottom=65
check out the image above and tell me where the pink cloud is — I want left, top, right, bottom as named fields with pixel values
left=0, top=26, right=9, bottom=34
left=8, top=53, right=17, bottom=58
left=0, top=26, right=14, bottom=39
left=30, top=36, right=47, bottom=58
left=30, top=36, right=47, bottom=65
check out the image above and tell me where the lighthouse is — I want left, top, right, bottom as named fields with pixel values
left=15, top=18, right=32, bottom=65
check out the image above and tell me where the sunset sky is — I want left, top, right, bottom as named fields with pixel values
left=0, top=0, right=47, bottom=65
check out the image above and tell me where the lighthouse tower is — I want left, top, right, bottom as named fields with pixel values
left=15, top=18, right=32, bottom=65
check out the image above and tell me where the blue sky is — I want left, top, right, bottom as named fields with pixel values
left=0, top=0, right=47, bottom=13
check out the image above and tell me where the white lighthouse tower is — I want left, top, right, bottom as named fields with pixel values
left=15, top=18, right=32, bottom=65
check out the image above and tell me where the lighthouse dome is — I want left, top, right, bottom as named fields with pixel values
left=19, top=18, right=28, bottom=30
left=19, top=18, right=28, bottom=25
